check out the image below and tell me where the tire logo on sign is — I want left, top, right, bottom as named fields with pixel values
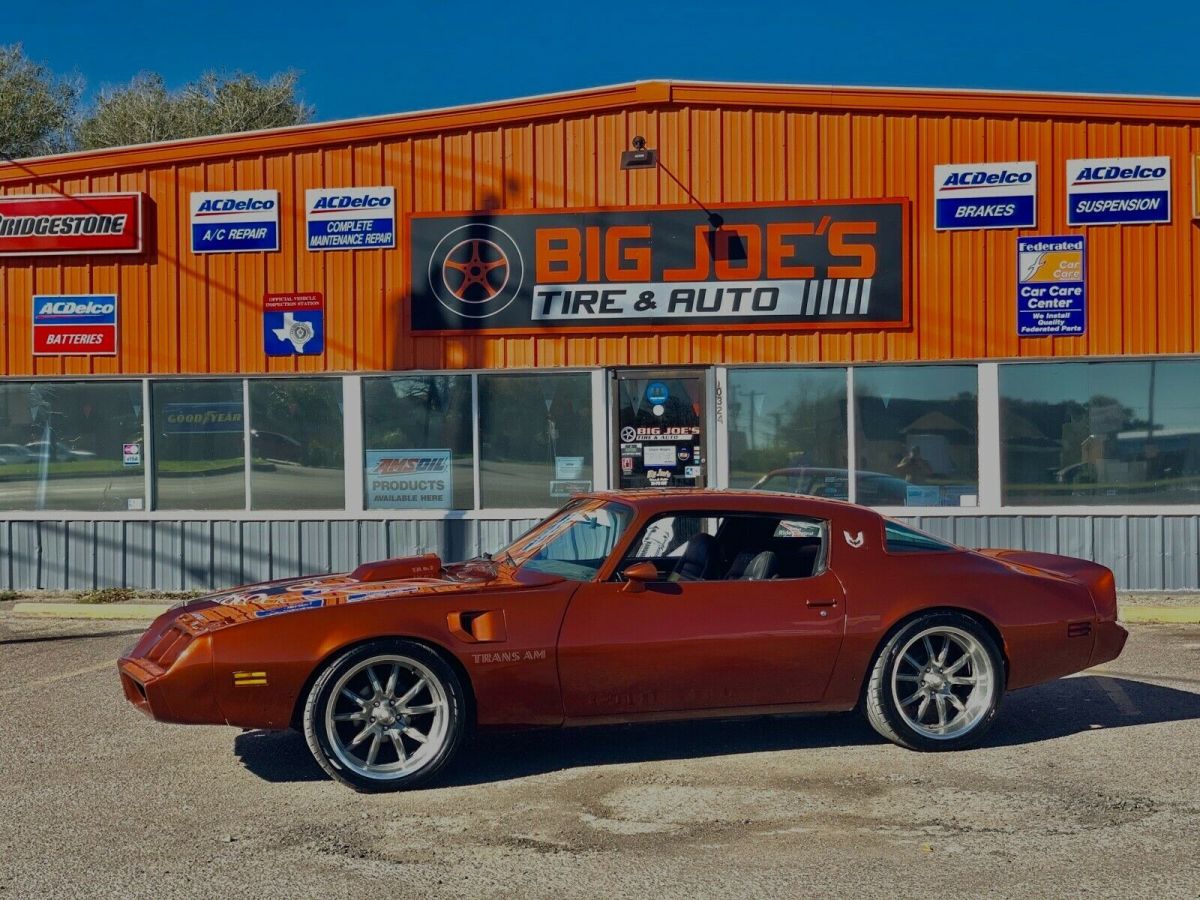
left=427, top=223, right=524, bottom=319
left=620, top=426, right=637, bottom=443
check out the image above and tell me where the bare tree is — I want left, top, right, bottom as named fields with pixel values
left=77, top=70, right=313, bottom=150
left=0, top=44, right=81, bottom=159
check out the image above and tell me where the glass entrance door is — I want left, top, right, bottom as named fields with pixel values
left=613, top=370, right=706, bottom=489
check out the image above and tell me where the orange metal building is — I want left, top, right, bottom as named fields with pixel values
left=1, top=80, right=1199, bottom=590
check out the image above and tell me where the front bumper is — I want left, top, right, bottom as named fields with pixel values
left=118, top=623, right=221, bottom=725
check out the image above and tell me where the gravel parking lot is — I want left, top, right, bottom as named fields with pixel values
left=1, top=613, right=1197, bottom=900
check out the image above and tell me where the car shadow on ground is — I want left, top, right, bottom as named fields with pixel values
left=233, top=675, right=1200, bottom=788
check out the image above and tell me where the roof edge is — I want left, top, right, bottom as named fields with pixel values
left=2, top=78, right=1198, bottom=184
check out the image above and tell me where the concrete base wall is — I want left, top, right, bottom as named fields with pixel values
left=1, top=514, right=1194, bottom=592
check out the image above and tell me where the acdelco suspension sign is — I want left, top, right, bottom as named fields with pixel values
left=0, top=193, right=143, bottom=256
left=410, top=201, right=908, bottom=332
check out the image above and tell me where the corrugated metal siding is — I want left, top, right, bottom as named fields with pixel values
left=2, top=82, right=1198, bottom=376
left=0, top=514, right=1195, bottom=591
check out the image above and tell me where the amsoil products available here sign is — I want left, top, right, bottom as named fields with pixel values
left=410, top=201, right=908, bottom=332
left=305, top=187, right=395, bottom=250
left=933, top=161, right=1037, bottom=230
left=32, top=294, right=118, bottom=356
left=365, top=450, right=452, bottom=509
left=190, top=190, right=279, bottom=253
left=263, top=292, right=325, bottom=355
left=0, top=193, right=143, bottom=256
left=1066, top=156, right=1171, bottom=226
left=1017, top=236, right=1086, bottom=337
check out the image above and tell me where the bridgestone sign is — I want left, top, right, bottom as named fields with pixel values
left=0, top=193, right=144, bottom=256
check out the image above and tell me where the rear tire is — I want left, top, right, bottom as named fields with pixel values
left=303, top=639, right=466, bottom=791
left=864, top=612, right=1004, bottom=751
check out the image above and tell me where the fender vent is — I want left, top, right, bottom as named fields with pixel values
left=1067, top=621, right=1093, bottom=639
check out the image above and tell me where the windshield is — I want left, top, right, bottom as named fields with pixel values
left=500, top=499, right=634, bottom=581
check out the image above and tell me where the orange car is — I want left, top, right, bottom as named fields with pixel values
left=119, top=490, right=1126, bottom=792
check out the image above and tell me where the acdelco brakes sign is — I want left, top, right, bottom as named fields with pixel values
left=409, top=201, right=908, bottom=332
left=0, top=193, right=142, bottom=256
left=32, top=294, right=118, bottom=356
left=934, top=162, right=1037, bottom=230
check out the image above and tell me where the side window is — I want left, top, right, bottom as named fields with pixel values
left=884, top=521, right=954, bottom=553
left=617, top=512, right=828, bottom=582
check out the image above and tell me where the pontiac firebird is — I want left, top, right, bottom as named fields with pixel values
left=118, top=490, right=1126, bottom=792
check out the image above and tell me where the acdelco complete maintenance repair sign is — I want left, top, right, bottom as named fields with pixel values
left=409, top=201, right=908, bottom=332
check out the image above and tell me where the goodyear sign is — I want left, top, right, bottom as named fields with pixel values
left=933, top=162, right=1037, bottom=230
left=162, top=402, right=244, bottom=434
left=1017, top=236, right=1086, bottom=337
left=410, top=201, right=908, bottom=332
left=1066, top=156, right=1171, bottom=226
left=365, top=449, right=452, bottom=509
left=305, top=187, right=395, bottom=250
left=190, top=190, right=279, bottom=253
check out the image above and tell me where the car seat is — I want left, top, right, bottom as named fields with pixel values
left=668, top=533, right=717, bottom=582
left=740, top=550, right=779, bottom=580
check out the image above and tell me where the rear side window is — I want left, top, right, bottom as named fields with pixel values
left=885, top=521, right=954, bottom=553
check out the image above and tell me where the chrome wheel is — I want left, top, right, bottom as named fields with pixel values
left=324, top=654, right=450, bottom=780
left=890, top=625, right=997, bottom=741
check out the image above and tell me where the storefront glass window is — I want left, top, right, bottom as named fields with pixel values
left=363, top=375, right=474, bottom=510
left=152, top=380, right=245, bottom=510
left=854, top=366, right=979, bottom=507
left=729, top=368, right=848, bottom=497
left=249, top=379, right=344, bottom=510
left=478, top=373, right=593, bottom=508
left=1001, top=360, right=1200, bottom=505
left=0, top=381, right=145, bottom=511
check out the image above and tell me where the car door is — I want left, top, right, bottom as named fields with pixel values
left=556, top=511, right=847, bottom=720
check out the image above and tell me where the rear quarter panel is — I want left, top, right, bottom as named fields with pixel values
left=211, top=580, right=578, bottom=729
left=822, top=511, right=1099, bottom=707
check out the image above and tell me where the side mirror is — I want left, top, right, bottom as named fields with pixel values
left=621, top=561, right=659, bottom=593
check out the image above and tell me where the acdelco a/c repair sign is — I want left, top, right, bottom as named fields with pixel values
left=409, top=201, right=908, bottom=332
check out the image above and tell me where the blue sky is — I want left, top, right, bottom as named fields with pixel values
left=5, top=1, right=1196, bottom=122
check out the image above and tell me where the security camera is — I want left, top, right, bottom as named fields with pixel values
left=631, top=135, right=647, bottom=151
left=620, top=136, right=657, bottom=170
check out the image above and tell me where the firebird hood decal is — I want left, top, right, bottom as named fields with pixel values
left=170, top=557, right=560, bottom=633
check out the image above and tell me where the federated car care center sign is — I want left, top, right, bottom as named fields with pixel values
left=305, top=187, right=395, bottom=250
left=1066, top=156, right=1171, bottom=226
left=409, top=201, right=908, bottom=332
left=1017, top=236, right=1086, bottom=337
left=365, top=450, right=452, bottom=509
left=32, top=294, right=118, bottom=355
left=190, top=190, right=279, bottom=253
left=933, top=162, right=1036, bottom=230
left=0, top=193, right=143, bottom=256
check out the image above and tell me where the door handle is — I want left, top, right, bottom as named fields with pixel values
left=806, top=598, right=838, bottom=608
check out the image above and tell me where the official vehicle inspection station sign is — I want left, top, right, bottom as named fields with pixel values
left=0, top=193, right=143, bottom=256
left=409, top=201, right=908, bottom=332
left=32, top=294, right=118, bottom=355
left=1017, top=236, right=1086, bottom=337
left=305, top=187, right=396, bottom=250
left=933, top=162, right=1037, bottom=230
left=190, top=190, right=280, bottom=253
left=263, top=292, right=325, bottom=356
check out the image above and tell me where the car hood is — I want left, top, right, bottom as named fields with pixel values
left=165, top=554, right=555, bottom=634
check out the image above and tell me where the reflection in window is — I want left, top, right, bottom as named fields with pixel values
left=729, top=368, right=848, bottom=497
left=0, top=381, right=145, bottom=511
left=152, top=380, right=244, bottom=510
left=1001, top=360, right=1200, bottom=505
left=478, top=373, right=592, bottom=508
left=855, top=366, right=978, bottom=507
left=363, top=375, right=473, bottom=510
left=249, top=379, right=344, bottom=510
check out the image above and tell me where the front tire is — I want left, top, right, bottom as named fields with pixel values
left=303, top=640, right=466, bottom=791
left=864, top=612, right=1004, bottom=751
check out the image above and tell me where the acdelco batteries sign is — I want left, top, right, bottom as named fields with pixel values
left=934, top=162, right=1036, bottom=230
left=1066, top=156, right=1171, bottom=226
left=190, top=190, right=279, bottom=253
left=410, top=201, right=908, bottom=332
left=0, top=193, right=143, bottom=256
left=305, top=187, right=395, bottom=250
left=32, top=294, right=118, bottom=356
